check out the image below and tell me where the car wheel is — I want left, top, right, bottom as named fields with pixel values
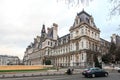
left=118, top=70, right=120, bottom=73
left=84, top=75, right=87, bottom=78
left=91, top=74, right=95, bottom=78
left=105, top=73, right=108, bottom=77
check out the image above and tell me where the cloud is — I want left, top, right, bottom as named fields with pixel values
left=0, top=0, right=119, bottom=59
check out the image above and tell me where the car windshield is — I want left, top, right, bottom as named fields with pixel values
left=85, top=67, right=101, bottom=71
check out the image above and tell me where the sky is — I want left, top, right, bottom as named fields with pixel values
left=0, top=0, right=120, bottom=59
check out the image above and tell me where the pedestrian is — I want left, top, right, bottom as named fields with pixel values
left=67, top=68, right=72, bottom=75
left=56, top=66, right=59, bottom=71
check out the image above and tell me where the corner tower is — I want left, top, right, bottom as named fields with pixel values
left=69, top=10, right=100, bottom=67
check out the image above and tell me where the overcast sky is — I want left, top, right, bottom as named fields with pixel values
left=0, top=0, right=120, bottom=59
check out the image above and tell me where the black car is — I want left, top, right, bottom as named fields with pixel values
left=117, top=68, right=120, bottom=73
left=82, top=67, right=108, bottom=78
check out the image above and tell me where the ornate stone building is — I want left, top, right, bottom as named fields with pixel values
left=0, top=55, right=20, bottom=65
left=100, top=38, right=111, bottom=55
left=111, top=34, right=120, bottom=48
left=23, top=10, right=101, bottom=68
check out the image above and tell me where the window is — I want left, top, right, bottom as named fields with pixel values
left=76, top=41, right=79, bottom=50
left=76, top=19, right=78, bottom=24
left=80, top=18, right=82, bottom=22
left=92, top=32, right=93, bottom=37
left=86, top=18, right=89, bottom=23
left=82, top=54, right=84, bottom=60
left=85, top=29, right=87, bottom=34
left=76, top=30, right=79, bottom=34
left=70, top=33, right=73, bottom=39
left=86, top=41, right=88, bottom=48
left=51, top=42, right=52, bottom=46
left=81, top=29, right=84, bottom=34
left=95, top=45, right=97, bottom=51
left=48, top=41, right=49, bottom=45
left=82, top=41, right=84, bottom=48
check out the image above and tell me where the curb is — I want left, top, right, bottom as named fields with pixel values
left=0, top=72, right=81, bottom=79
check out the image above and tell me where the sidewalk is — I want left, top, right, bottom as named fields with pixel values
left=0, top=69, right=83, bottom=79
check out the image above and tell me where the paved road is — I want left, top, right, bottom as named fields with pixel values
left=1, top=73, right=120, bottom=80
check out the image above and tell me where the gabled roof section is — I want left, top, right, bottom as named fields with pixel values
left=77, top=10, right=91, bottom=17
left=70, top=10, right=98, bottom=31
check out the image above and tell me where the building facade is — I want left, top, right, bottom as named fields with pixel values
left=100, top=38, right=111, bottom=55
left=111, top=34, right=120, bottom=48
left=23, top=10, right=101, bottom=68
left=0, top=55, right=20, bottom=65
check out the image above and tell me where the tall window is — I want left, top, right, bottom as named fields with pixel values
left=95, top=45, right=97, bottom=51
left=81, top=29, right=84, bottom=34
left=76, top=41, right=79, bottom=50
left=88, top=30, right=90, bottom=36
left=82, top=53, right=84, bottom=60
left=86, top=41, right=88, bottom=48
left=85, top=29, right=87, bottom=34
left=82, top=41, right=84, bottom=48
left=80, top=18, right=82, bottom=22
left=51, top=42, right=52, bottom=46
left=76, top=30, right=79, bottom=35
left=76, top=19, right=78, bottom=24
left=86, top=18, right=89, bottom=23
left=48, top=41, right=49, bottom=45
left=92, top=32, right=93, bottom=37
left=70, top=33, right=73, bottom=39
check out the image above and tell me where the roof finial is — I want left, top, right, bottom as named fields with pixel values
left=82, top=8, right=84, bottom=12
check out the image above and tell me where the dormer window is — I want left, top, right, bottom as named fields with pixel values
left=86, top=18, right=89, bottom=23
left=80, top=18, right=82, bottom=22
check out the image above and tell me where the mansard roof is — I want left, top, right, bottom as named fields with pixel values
left=57, top=34, right=70, bottom=46
left=70, top=10, right=98, bottom=31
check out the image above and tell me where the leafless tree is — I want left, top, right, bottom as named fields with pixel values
left=109, top=0, right=120, bottom=16
left=58, top=0, right=120, bottom=16
left=57, top=0, right=120, bottom=29
left=57, top=0, right=93, bottom=7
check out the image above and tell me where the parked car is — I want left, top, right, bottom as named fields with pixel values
left=114, top=66, right=120, bottom=73
left=117, top=67, right=120, bottom=73
left=82, top=67, right=108, bottom=78
left=118, top=69, right=120, bottom=73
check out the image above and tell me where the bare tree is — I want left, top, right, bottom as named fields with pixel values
left=109, top=0, right=120, bottom=16
left=58, top=0, right=120, bottom=16
left=109, top=0, right=120, bottom=29
left=57, top=0, right=93, bottom=7
left=58, top=0, right=120, bottom=29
